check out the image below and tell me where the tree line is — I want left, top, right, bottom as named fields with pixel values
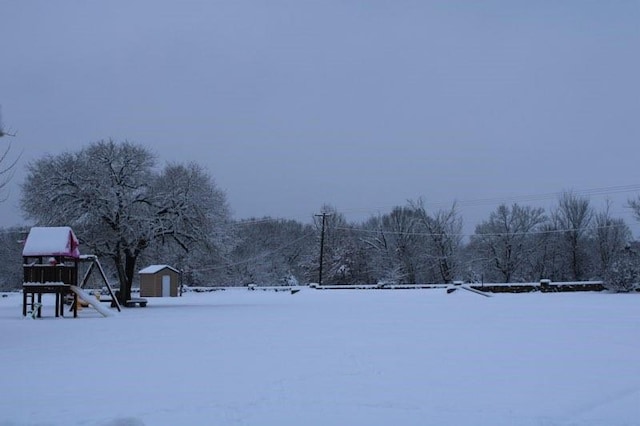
left=2, top=140, right=639, bottom=296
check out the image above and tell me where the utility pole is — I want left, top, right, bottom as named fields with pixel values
left=315, top=212, right=331, bottom=286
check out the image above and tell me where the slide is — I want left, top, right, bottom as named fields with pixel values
left=70, top=286, right=115, bottom=317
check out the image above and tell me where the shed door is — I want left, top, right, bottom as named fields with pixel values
left=162, top=275, right=171, bottom=297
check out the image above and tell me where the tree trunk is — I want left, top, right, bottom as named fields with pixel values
left=439, top=259, right=453, bottom=284
left=114, top=253, right=138, bottom=304
left=570, top=234, right=580, bottom=281
left=114, top=262, right=128, bottom=305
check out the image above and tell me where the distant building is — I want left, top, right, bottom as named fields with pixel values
left=139, top=265, right=180, bottom=297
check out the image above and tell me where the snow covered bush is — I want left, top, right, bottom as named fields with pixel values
left=604, top=247, right=640, bottom=293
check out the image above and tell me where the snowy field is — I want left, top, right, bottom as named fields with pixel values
left=1, top=288, right=639, bottom=426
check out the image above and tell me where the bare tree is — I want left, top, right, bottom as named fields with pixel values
left=593, top=201, right=631, bottom=277
left=310, top=205, right=372, bottom=285
left=361, top=215, right=404, bottom=285
left=0, top=108, right=19, bottom=202
left=472, top=203, right=547, bottom=283
left=0, top=142, right=19, bottom=202
left=362, top=206, right=422, bottom=284
left=527, top=220, right=564, bottom=281
left=628, top=195, right=640, bottom=223
left=411, top=199, right=462, bottom=284
left=227, top=217, right=314, bottom=286
left=21, top=140, right=231, bottom=303
left=0, top=227, right=24, bottom=290
left=143, top=162, right=234, bottom=285
left=0, top=106, right=16, bottom=138
left=553, top=191, right=593, bottom=281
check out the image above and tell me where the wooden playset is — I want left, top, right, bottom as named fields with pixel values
left=22, top=226, right=121, bottom=318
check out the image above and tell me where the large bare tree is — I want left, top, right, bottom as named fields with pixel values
left=21, top=140, right=231, bottom=303
left=411, top=199, right=463, bottom=284
left=362, top=206, right=422, bottom=284
left=472, top=203, right=547, bottom=283
left=553, top=191, right=593, bottom=281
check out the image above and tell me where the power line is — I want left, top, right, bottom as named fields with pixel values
left=332, top=222, right=631, bottom=239
left=335, top=184, right=640, bottom=216
left=187, top=231, right=316, bottom=273
left=200, top=184, right=640, bottom=232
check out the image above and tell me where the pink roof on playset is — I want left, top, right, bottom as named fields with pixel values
left=22, top=226, right=80, bottom=258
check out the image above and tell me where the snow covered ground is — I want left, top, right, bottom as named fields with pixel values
left=1, top=288, right=638, bottom=426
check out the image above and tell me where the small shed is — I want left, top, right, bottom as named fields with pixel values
left=139, top=265, right=180, bottom=297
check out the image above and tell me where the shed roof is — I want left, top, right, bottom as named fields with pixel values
left=139, top=264, right=179, bottom=274
left=22, top=226, right=80, bottom=258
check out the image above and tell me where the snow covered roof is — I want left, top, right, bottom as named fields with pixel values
left=139, top=264, right=179, bottom=274
left=22, top=226, right=80, bottom=258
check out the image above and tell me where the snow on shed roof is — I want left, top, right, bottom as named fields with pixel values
left=139, top=265, right=179, bottom=274
left=22, top=226, right=80, bottom=258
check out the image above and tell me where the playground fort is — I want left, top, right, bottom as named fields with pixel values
left=22, top=226, right=125, bottom=318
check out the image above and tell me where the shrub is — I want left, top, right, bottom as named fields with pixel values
left=604, top=248, right=640, bottom=293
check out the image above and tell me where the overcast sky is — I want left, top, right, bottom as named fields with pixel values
left=1, top=1, right=639, bottom=235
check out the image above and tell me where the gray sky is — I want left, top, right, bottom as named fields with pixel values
left=1, top=1, right=639, bottom=235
